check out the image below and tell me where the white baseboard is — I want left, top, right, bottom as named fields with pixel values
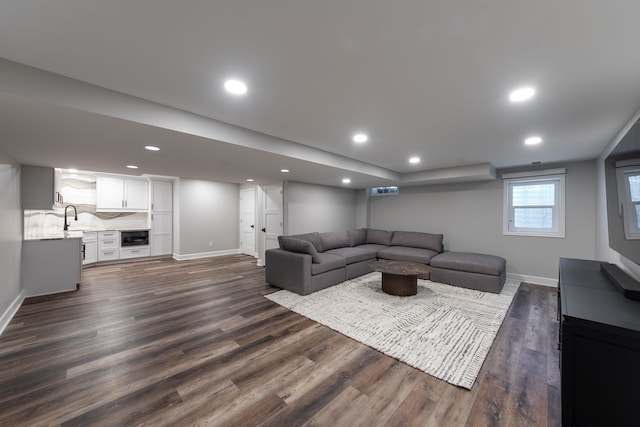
left=507, top=272, right=557, bottom=288
left=173, top=248, right=240, bottom=261
left=256, top=259, right=264, bottom=267
left=0, top=290, right=25, bottom=337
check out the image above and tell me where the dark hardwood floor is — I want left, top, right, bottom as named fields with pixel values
left=0, top=255, right=560, bottom=426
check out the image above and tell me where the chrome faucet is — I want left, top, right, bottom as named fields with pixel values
left=63, top=205, right=78, bottom=231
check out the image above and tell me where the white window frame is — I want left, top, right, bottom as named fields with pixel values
left=503, top=170, right=565, bottom=238
left=615, top=162, right=640, bottom=240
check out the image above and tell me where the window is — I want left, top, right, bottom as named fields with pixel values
left=616, top=165, right=640, bottom=239
left=369, top=186, right=399, bottom=196
left=503, top=171, right=565, bottom=238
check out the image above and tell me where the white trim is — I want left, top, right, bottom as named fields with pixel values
left=257, top=258, right=264, bottom=267
left=507, top=273, right=557, bottom=288
left=0, top=290, right=25, bottom=337
left=501, top=168, right=566, bottom=180
left=503, top=174, right=566, bottom=238
left=616, top=159, right=640, bottom=168
left=173, top=248, right=240, bottom=261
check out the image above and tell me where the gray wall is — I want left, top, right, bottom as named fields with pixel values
left=178, top=179, right=239, bottom=254
left=0, top=151, right=23, bottom=321
left=370, top=160, right=597, bottom=281
left=286, top=181, right=358, bottom=234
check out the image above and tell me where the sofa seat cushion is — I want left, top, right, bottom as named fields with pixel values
left=320, top=231, right=351, bottom=251
left=355, top=243, right=389, bottom=253
left=430, top=252, right=506, bottom=276
left=377, top=246, right=439, bottom=264
left=325, top=246, right=378, bottom=264
left=311, top=253, right=347, bottom=275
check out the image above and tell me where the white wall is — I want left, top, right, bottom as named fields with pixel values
left=177, top=179, right=239, bottom=256
left=286, top=181, right=358, bottom=234
left=370, top=160, right=597, bottom=283
left=0, top=151, right=23, bottom=332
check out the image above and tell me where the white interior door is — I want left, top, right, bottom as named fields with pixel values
left=239, top=188, right=256, bottom=256
left=262, top=185, right=283, bottom=263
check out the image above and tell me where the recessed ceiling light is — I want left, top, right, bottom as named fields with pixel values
left=409, top=157, right=421, bottom=164
left=145, top=145, right=160, bottom=151
left=224, top=79, right=247, bottom=95
left=126, top=165, right=139, bottom=169
left=67, top=168, right=78, bottom=173
left=342, top=178, right=351, bottom=184
left=281, top=169, right=290, bottom=173
left=525, top=136, right=542, bottom=145
left=353, top=133, right=368, bottom=143
left=246, top=178, right=254, bottom=182
left=509, top=86, right=536, bottom=102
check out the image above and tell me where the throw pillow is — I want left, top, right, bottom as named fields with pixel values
left=279, top=236, right=321, bottom=263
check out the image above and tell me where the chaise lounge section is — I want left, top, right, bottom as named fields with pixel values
left=265, top=228, right=506, bottom=296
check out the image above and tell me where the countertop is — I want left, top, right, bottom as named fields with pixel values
left=24, top=231, right=84, bottom=241
left=24, top=228, right=150, bottom=241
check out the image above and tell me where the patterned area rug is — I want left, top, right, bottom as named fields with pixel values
left=266, top=272, right=520, bottom=389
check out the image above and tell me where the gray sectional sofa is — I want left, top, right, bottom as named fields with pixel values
left=265, top=228, right=506, bottom=295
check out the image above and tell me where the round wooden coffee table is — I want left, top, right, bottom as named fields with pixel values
left=369, top=260, right=432, bottom=296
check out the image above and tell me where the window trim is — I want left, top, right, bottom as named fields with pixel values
left=503, top=173, right=566, bottom=238
left=616, top=164, right=640, bottom=240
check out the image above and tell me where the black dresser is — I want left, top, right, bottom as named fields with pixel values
left=559, top=258, right=640, bottom=426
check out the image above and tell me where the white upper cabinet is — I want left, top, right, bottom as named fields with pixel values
left=96, top=175, right=149, bottom=211
left=151, top=180, right=173, bottom=212
left=124, top=179, right=149, bottom=210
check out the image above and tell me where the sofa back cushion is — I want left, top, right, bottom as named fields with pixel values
left=280, top=232, right=323, bottom=252
left=366, top=228, right=393, bottom=246
left=347, top=228, right=367, bottom=246
left=278, top=236, right=321, bottom=263
left=320, top=231, right=351, bottom=251
left=390, top=231, right=443, bottom=252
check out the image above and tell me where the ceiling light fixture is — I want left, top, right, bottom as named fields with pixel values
left=409, top=156, right=421, bottom=164
left=342, top=178, right=351, bottom=184
left=126, top=165, right=139, bottom=169
left=246, top=178, right=254, bottom=182
left=224, top=79, right=248, bottom=95
left=525, top=136, right=542, bottom=145
left=145, top=145, right=160, bottom=151
left=509, top=86, right=536, bottom=102
left=67, top=168, right=78, bottom=173
left=281, top=169, right=290, bottom=173
left=353, top=133, right=368, bottom=143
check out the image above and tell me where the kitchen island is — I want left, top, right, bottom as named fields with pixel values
left=22, top=233, right=82, bottom=297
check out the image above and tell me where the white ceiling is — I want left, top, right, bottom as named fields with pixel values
left=1, top=1, right=640, bottom=188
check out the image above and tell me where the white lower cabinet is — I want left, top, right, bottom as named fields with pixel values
left=98, top=231, right=120, bottom=261
left=120, top=246, right=151, bottom=259
left=22, top=238, right=82, bottom=297
left=98, top=249, right=120, bottom=261
left=82, top=232, right=98, bottom=265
